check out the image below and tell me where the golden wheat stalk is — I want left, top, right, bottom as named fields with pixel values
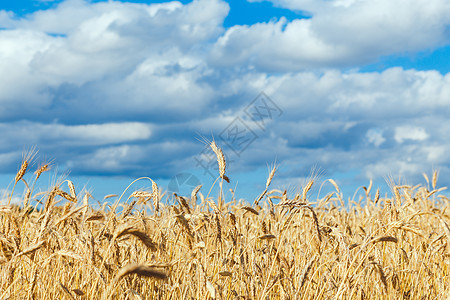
left=151, top=180, right=160, bottom=212
left=254, top=165, right=276, bottom=206
left=241, top=206, right=259, bottom=215
left=15, top=240, right=45, bottom=258
left=117, top=228, right=158, bottom=251
left=117, top=264, right=168, bottom=280
left=299, top=255, right=316, bottom=289
left=106, top=264, right=167, bottom=298
left=15, top=160, right=28, bottom=184
left=302, top=180, right=314, bottom=201
left=55, top=188, right=77, bottom=203
left=54, top=205, right=88, bottom=226
left=34, top=164, right=49, bottom=180
left=191, top=184, right=202, bottom=204
left=67, top=180, right=76, bottom=198
left=210, top=141, right=230, bottom=183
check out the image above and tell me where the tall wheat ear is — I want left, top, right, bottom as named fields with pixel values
left=210, top=140, right=230, bottom=183
left=9, top=148, right=38, bottom=205
left=105, top=264, right=167, bottom=299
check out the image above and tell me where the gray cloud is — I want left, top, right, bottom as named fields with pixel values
left=0, top=121, right=151, bottom=149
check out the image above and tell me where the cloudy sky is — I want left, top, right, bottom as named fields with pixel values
left=1, top=0, right=450, bottom=203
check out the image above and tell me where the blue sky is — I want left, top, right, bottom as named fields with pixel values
left=1, top=0, right=450, bottom=205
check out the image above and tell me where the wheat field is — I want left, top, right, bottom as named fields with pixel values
left=0, top=144, right=449, bottom=299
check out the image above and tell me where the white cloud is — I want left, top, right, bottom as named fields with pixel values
left=0, top=30, right=61, bottom=106
left=0, top=122, right=152, bottom=148
left=273, top=68, right=450, bottom=118
left=394, top=126, right=429, bottom=143
left=364, top=159, right=424, bottom=182
left=423, top=145, right=448, bottom=164
left=366, top=128, right=385, bottom=147
left=0, top=0, right=228, bottom=116
left=210, top=0, right=450, bottom=71
left=121, top=52, right=215, bottom=112
left=67, top=144, right=133, bottom=173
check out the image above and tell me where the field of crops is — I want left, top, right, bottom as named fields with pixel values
left=0, top=143, right=449, bottom=299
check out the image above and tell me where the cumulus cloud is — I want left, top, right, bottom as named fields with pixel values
left=210, top=0, right=450, bottom=71
left=394, top=126, right=429, bottom=144
left=0, top=0, right=229, bottom=120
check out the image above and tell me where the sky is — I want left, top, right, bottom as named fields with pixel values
left=1, top=0, right=450, bottom=205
